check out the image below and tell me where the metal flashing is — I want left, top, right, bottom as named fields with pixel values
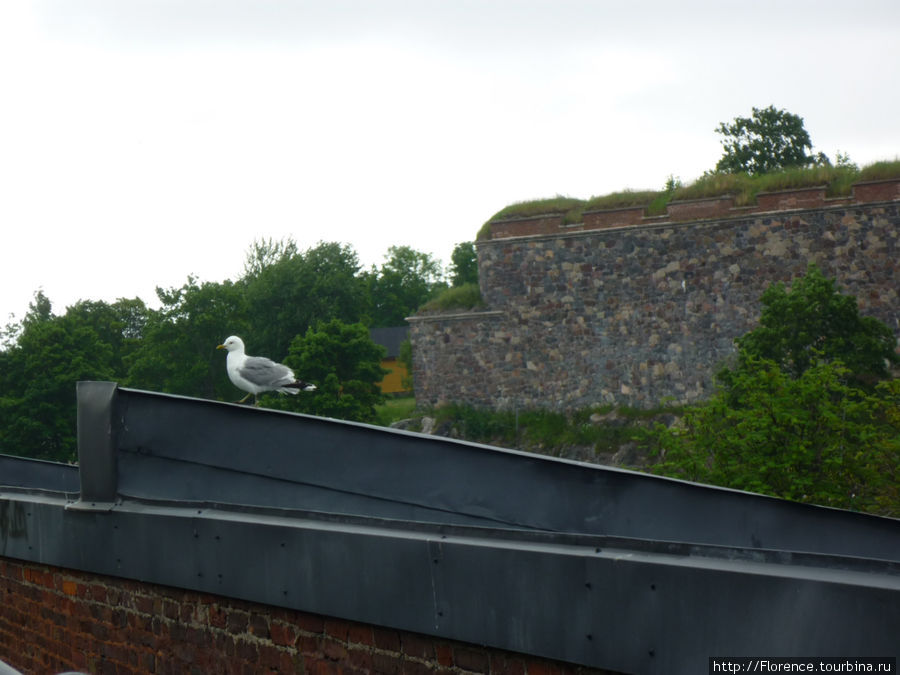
left=2, top=383, right=899, bottom=673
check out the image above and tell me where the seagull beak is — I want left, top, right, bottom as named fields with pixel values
left=216, top=344, right=226, bottom=350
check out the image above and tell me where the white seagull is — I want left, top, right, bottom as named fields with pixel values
left=217, top=335, right=316, bottom=405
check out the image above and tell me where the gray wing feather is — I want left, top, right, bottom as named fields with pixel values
left=238, top=356, right=293, bottom=388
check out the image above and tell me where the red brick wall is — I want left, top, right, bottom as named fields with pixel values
left=581, top=207, right=644, bottom=230
left=490, top=215, right=564, bottom=239
left=854, top=179, right=900, bottom=203
left=756, top=187, right=825, bottom=211
left=488, top=179, right=900, bottom=239
left=0, top=557, right=611, bottom=675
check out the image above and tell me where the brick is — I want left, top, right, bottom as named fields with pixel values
left=88, top=583, right=107, bottom=602
left=491, top=653, right=526, bottom=675
left=373, top=627, right=401, bottom=652
left=322, top=637, right=349, bottom=662
left=110, top=607, right=129, bottom=629
left=270, top=620, right=299, bottom=647
left=373, top=652, right=404, bottom=675
left=296, top=613, right=325, bottom=634
left=140, top=651, right=156, bottom=672
left=348, top=645, right=374, bottom=671
left=178, top=602, right=194, bottom=624
left=453, top=647, right=490, bottom=673
left=324, top=618, right=351, bottom=642
left=347, top=623, right=375, bottom=647
left=403, top=659, right=437, bottom=675
left=226, top=608, right=250, bottom=634
left=134, top=595, right=159, bottom=615
left=239, top=660, right=259, bottom=675
left=401, top=633, right=435, bottom=660
left=89, top=621, right=109, bottom=641
left=298, top=634, right=321, bottom=655
left=185, top=626, right=208, bottom=645
left=525, top=661, right=564, bottom=675
left=162, top=598, right=181, bottom=620
left=62, top=580, right=78, bottom=596
left=208, top=604, right=227, bottom=629
left=258, top=642, right=288, bottom=670
left=280, top=651, right=301, bottom=673
left=235, top=637, right=258, bottom=661
left=248, top=611, right=270, bottom=639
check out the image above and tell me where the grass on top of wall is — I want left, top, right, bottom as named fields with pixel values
left=488, top=195, right=587, bottom=224
left=418, top=283, right=485, bottom=313
left=858, top=159, right=900, bottom=181
left=478, top=158, right=900, bottom=238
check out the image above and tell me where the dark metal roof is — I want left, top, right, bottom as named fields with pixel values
left=2, top=382, right=899, bottom=674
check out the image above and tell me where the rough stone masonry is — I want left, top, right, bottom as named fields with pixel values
left=409, top=202, right=899, bottom=411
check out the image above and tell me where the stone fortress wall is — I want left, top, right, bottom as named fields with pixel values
left=409, top=180, right=900, bottom=410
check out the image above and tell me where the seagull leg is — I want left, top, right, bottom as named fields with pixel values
left=236, top=393, right=253, bottom=404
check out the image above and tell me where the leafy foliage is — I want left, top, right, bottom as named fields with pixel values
left=714, top=105, right=820, bottom=175
left=449, top=241, right=478, bottom=287
left=417, top=283, right=484, bottom=313
left=242, top=240, right=370, bottom=359
left=0, top=293, right=142, bottom=462
left=1, top=238, right=461, bottom=459
left=722, top=264, right=898, bottom=387
left=368, top=246, right=447, bottom=327
left=267, top=319, right=386, bottom=423
left=426, top=402, right=664, bottom=458
left=655, top=361, right=900, bottom=516
left=125, top=278, right=249, bottom=400
left=656, top=266, right=900, bottom=517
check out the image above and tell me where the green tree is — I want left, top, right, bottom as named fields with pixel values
left=449, top=241, right=478, bottom=287
left=722, top=264, right=898, bottom=388
left=714, top=105, right=821, bottom=175
left=656, top=360, right=900, bottom=517
left=369, top=246, right=447, bottom=327
left=65, top=298, right=148, bottom=377
left=0, top=292, right=129, bottom=462
left=267, top=319, right=386, bottom=423
left=125, top=277, right=249, bottom=399
left=242, top=240, right=370, bottom=359
left=242, top=237, right=300, bottom=278
left=655, top=266, right=900, bottom=517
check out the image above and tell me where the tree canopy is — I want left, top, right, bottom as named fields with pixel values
left=266, top=319, right=387, bottom=423
left=0, top=239, right=454, bottom=459
left=242, top=240, right=370, bottom=360
left=449, top=241, right=478, bottom=287
left=368, top=245, right=447, bottom=327
left=657, top=265, right=900, bottom=517
left=714, top=105, right=824, bottom=175
left=721, top=264, right=898, bottom=389
left=0, top=293, right=131, bottom=462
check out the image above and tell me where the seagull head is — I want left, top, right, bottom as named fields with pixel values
left=217, top=335, right=245, bottom=353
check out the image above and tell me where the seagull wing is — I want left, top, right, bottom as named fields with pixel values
left=237, top=355, right=295, bottom=390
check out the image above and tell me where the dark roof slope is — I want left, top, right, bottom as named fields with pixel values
left=2, top=383, right=898, bottom=674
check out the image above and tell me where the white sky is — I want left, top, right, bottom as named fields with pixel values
left=1, top=0, right=899, bottom=323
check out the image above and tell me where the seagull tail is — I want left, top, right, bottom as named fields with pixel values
left=282, top=380, right=317, bottom=394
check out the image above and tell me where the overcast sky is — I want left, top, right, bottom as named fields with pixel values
left=1, top=0, right=898, bottom=324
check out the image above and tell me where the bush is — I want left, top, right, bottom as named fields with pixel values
left=418, top=283, right=485, bottom=313
left=654, top=361, right=900, bottom=517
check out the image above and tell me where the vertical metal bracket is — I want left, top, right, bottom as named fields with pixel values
left=69, top=381, right=119, bottom=511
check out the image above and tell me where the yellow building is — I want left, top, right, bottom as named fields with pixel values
left=369, top=326, right=411, bottom=394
